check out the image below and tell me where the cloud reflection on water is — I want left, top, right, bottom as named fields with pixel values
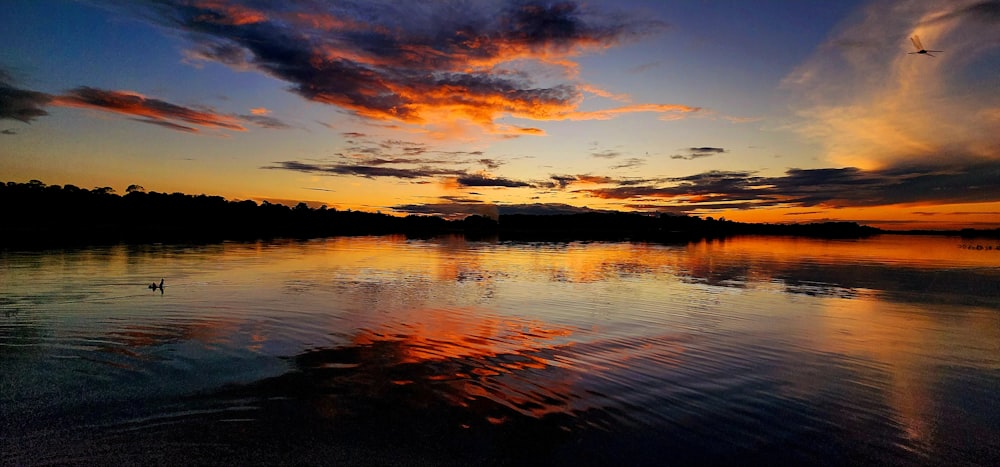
left=2, top=235, right=999, bottom=464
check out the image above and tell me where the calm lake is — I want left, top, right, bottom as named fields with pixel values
left=2, top=235, right=999, bottom=465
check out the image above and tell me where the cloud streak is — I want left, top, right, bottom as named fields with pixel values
left=239, top=113, right=291, bottom=129
left=457, top=173, right=534, bottom=188
left=0, top=75, right=52, bottom=123
left=391, top=201, right=600, bottom=217
left=52, top=87, right=247, bottom=132
left=578, top=161, right=1000, bottom=210
left=263, top=132, right=514, bottom=183
left=0, top=73, right=291, bottom=133
left=263, top=160, right=467, bottom=180
left=671, top=147, right=727, bottom=160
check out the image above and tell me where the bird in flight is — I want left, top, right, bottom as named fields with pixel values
left=908, top=35, right=942, bottom=57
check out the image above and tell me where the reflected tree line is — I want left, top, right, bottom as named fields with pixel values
left=3, top=179, right=968, bottom=248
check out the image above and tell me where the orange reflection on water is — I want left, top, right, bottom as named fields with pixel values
left=220, top=236, right=692, bottom=287
left=811, top=296, right=1000, bottom=449
left=346, top=306, right=580, bottom=420
left=686, top=235, right=999, bottom=269
left=355, top=313, right=573, bottom=365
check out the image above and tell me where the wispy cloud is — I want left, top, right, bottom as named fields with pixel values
left=0, top=72, right=52, bottom=123
left=51, top=87, right=247, bottom=132
left=391, top=201, right=601, bottom=217
left=538, top=173, right=644, bottom=189
left=610, top=157, right=646, bottom=169
left=922, top=1, right=1000, bottom=24
left=239, top=113, right=291, bottom=129
left=670, top=147, right=727, bottom=160
left=105, top=0, right=696, bottom=134
left=579, top=161, right=1000, bottom=210
left=784, top=0, right=1000, bottom=169
left=566, top=103, right=700, bottom=121
left=263, top=160, right=467, bottom=179
left=1, top=74, right=296, bottom=133
left=390, top=202, right=485, bottom=219
left=333, top=133, right=494, bottom=166
left=240, top=106, right=291, bottom=128
left=457, top=174, right=534, bottom=188
left=591, top=149, right=621, bottom=159
left=263, top=133, right=511, bottom=183
left=548, top=174, right=577, bottom=188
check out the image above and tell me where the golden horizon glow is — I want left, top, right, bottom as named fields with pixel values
left=2, top=0, right=999, bottom=230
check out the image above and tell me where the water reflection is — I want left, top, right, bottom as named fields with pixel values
left=2, top=235, right=998, bottom=465
left=813, top=295, right=1000, bottom=458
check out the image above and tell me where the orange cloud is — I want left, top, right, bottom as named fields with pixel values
left=192, top=0, right=266, bottom=25
left=52, top=87, right=246, bottom=133
left=575, top=175, right=617, bottom=184
left=139, top=1, right=690, bottom=135
left=578, top=83, right=632, bottom=102
left=562, top=103, right=701, bottom=121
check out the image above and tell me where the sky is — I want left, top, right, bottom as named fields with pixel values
left=2, top=0, right=999, bottom=230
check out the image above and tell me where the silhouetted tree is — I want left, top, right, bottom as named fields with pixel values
left=1, top=179, right=890, bottom=248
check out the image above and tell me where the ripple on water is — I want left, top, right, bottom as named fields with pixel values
left=3, top=237, right=999, bottom=465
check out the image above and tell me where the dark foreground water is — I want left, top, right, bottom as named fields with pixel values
left=2, top=235, right=998, bottom=465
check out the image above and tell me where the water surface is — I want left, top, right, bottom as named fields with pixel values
left=2, top=235, right=999, bottom=465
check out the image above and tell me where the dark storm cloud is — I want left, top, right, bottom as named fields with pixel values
left=580, top=161, right=1000, bottom=209
left=457, top=174, right=534, bottom=188
left=108, top=0, right=680, bottom=128
left=670, top=147, right=727, bottom=160
left=0, top=76, right=52, bottom=123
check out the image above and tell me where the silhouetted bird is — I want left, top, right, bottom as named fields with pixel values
left=149, top=278, right=164, bottom=292
left=908, top=35, right=942, bottom=57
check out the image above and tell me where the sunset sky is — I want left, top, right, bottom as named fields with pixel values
left=2, top=0, right=999, bottom=229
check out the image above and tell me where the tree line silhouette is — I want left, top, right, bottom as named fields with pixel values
left=7, top=179, right=972, bottom=249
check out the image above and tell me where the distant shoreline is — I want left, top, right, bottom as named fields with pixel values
left=3, top=180, right=998, bottom=250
